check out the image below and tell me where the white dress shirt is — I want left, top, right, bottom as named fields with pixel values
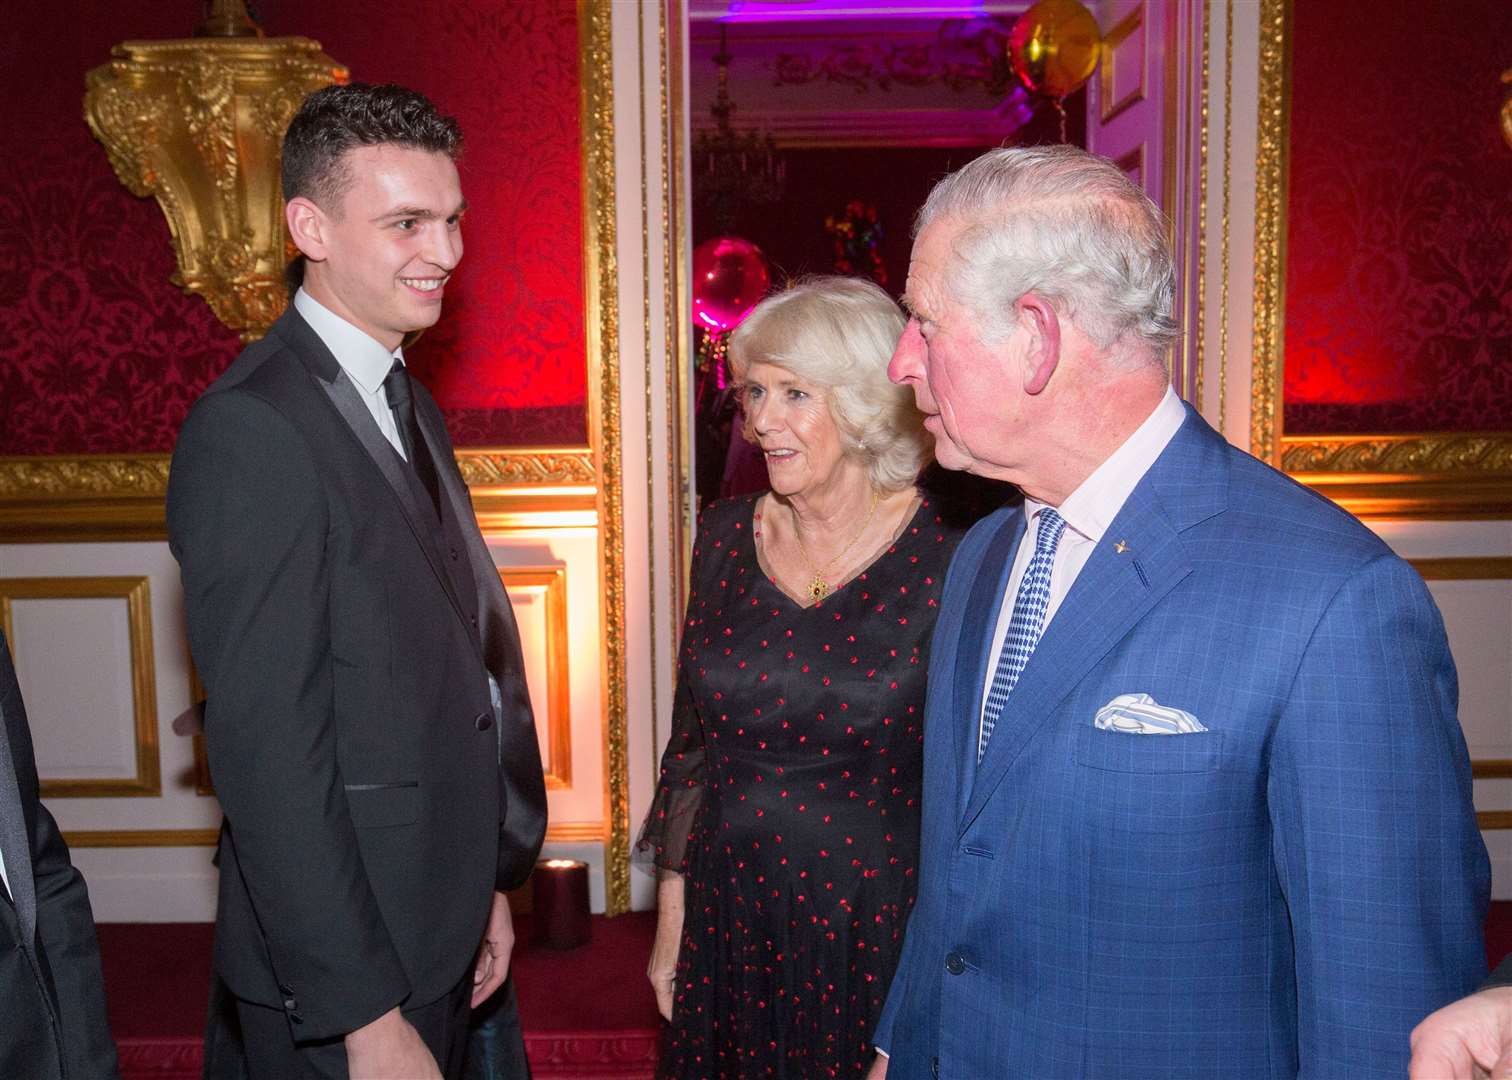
left=294, top=289, right=409, bottom=460
left=0, top=843, right=10, bottom=900
left=979, top=385, right=1188, bottom=734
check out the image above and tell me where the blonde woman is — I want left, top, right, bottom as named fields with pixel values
left=639, top=277, right=966, bottom=1077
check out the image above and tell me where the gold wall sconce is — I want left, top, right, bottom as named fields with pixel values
left=83, top=1, right=347, bottom=341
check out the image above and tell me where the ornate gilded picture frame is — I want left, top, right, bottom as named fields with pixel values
left=1249, top=0, right=1512, bottom=520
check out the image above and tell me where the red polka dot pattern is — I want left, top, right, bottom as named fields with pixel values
left=639, top=493, right=965, bottom=1077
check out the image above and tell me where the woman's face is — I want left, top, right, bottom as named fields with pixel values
left=740, top=360, right=848, bottom=499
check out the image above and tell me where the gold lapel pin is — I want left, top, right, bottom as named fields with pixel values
left=1114, top=540, right=1130, bottom=554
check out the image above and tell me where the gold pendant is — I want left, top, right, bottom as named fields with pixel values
left=808, top=575, right=830, bottom=602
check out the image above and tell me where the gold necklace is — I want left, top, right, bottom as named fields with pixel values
left=792, top=490, right=880, bottom=603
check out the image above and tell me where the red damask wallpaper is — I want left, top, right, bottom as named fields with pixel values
left=1284, top=0, right=1512, bottom=435
left=0, top=0, right=586, bottom=455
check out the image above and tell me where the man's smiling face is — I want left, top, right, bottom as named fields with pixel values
left=299, top=143, right=465, bottom=350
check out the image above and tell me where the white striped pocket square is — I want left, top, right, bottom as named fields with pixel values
left=1094, top=693, right=1207, bottom=735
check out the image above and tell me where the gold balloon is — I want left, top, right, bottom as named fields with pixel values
left=1009, top=0, right=1102, bottom=99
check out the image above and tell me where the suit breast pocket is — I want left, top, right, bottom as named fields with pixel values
left=1074, top=725, right=1226, bottom=773
left=344, top=782, right=420, bottom=828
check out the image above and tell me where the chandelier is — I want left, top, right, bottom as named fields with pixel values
left=693, top=26, right=785, bottom=233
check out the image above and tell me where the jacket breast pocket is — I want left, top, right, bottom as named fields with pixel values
left=1074, top=725, right=1226, bottom=773
left=344, top=782, right=420, bottom=828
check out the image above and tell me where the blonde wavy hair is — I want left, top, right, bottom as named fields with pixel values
left=728, top=275, right=929, bottom=494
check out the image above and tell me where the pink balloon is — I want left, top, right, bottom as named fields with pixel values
left=692, top=236, right=771, bottom=332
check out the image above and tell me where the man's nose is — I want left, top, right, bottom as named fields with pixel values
left=888, top=321, right=924, bottom=384
left=426, top=225, right=462, bottom=272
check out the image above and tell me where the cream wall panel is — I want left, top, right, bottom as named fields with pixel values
left=10, top=596, right=140, bottom=781
left=1371, top=520, right=1512, bottom=897
left=1428, top=579, right=1512, bottom=758
left=1, top=540, right=217, bottom=921
left=487, top=529, right=608, bottom=852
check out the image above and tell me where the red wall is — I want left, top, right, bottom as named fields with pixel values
left=0, top=0, right=586, bottom=455
left=1284, top=0, right=1512, bottom=435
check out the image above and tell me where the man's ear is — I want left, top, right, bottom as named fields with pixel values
left=285, top=197, right=327, bottom=261
left=1017, top=292, right=1061, bottom=395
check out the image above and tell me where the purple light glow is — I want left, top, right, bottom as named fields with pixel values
left=718, top=1, right=1020, bottom=23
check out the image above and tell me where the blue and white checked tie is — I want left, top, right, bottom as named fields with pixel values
left=979, top=507, right=1067, bottom=763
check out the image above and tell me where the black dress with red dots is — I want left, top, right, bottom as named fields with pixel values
left=640, top=492, right=965, bottom=1078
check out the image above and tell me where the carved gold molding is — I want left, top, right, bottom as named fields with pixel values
left=0, top=448, right=597, bottom=542
left=579, top=0, right=630, bottom=916
left=1283, top=434, right=1512, bottom=519
left=1283, top=434, right=1512, bottom=476
left=458, top=448, right=596, bottom=486
left=0, top=455, right=172, bottom=542
left=0, top=455, right=170, bottom=497
left=462, top=448, right=599, bottom=532
left=1253, top=4, right=1511, bottom=517
left=0, top=576, right=161, bottom=798
left=1249, top=0, right=1290, bottom=467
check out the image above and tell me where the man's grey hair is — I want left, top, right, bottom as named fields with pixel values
left=729, top=276, right=929, bottom=494
left=916, top=144, right=1179, bottom=360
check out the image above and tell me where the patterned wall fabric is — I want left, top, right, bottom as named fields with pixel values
left=1284, top=0, right=1512, bottom=435
left=0, top=0, right=587, bottom=455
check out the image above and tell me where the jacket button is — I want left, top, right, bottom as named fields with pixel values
left=470, top=615, right=479, bottom=627
left=475, top=713, right=493, bottom=731
left=277, top=982, right=294, bottom=997
left=283, top=996, right=297, bottom=1011
left=944, top=951, right=966, bottom=975
left=450, top=547, right=460, bottom=561
left=289, top=1011, right=304, bottom=1025
left=931, top=1058, right=940, bottom=1078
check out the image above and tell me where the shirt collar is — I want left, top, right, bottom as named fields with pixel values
left=1025, top=384, right=1187, bottom=543
left=293, top=288, right=403, bottom=397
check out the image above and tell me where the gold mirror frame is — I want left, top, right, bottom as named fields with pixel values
left=1, top=0, right=632, bottom=913
left=1250, top=0, right=1512, bottom=520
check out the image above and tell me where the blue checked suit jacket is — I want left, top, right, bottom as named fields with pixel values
left=873, top=406, right=1489, bottom=1079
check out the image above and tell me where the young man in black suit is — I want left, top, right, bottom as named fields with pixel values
left=0, top=628, right=119, bottom=1080
left=168, top=84, right=546, bottom=1079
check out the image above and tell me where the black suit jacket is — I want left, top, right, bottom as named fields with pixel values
left=167, top=307, right=546, bottom=1042
left=0, top=630, right=119, bottom=1080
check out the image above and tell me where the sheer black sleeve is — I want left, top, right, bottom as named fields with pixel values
left=635, top=506, right=728, bottom=873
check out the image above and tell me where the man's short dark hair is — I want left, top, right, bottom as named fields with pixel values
left=281, top=82, right=463, bottom=211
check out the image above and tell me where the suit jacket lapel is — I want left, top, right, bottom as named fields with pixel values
left=960, top=408, right=1227, bottom=834
left=267, top=309, right=472, bottom=631
left=952, top=510, right=1026, bottom=821
left=0, top=634, right=37, bottom=943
